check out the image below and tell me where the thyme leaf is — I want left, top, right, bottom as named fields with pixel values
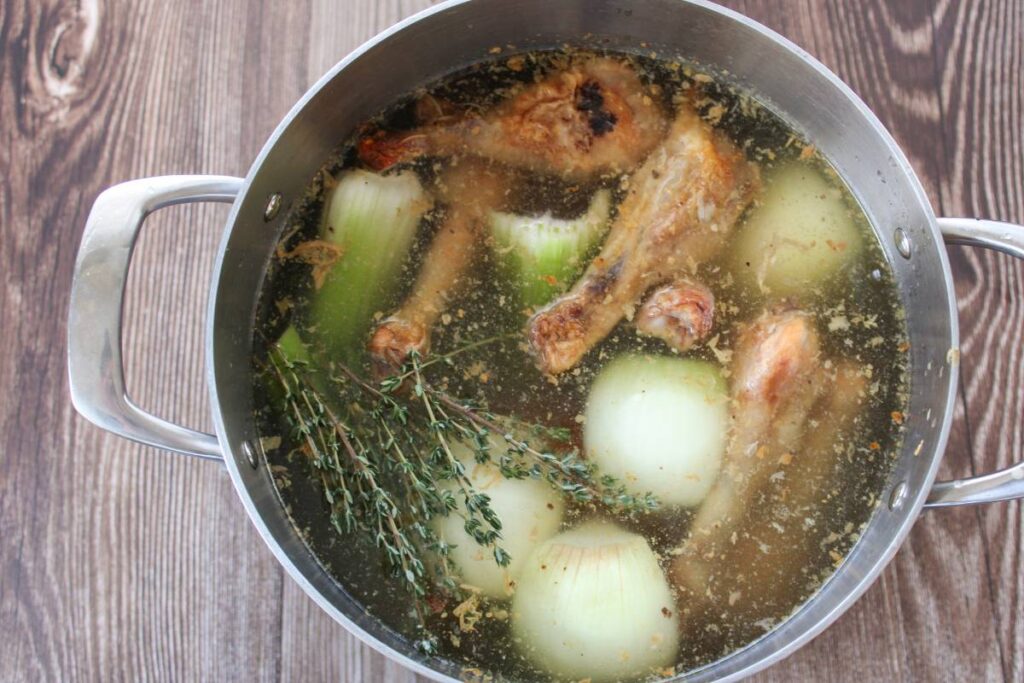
left=263, top=336, right=658, bottom=644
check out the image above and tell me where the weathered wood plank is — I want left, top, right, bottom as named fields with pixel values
left=733, top=1, right=1003, bottom=679
left=932, top=0, right=1024, bottom=680
left=0, top=0, right=296, bottom=680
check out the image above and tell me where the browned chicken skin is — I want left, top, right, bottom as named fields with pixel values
left=358, top=57, right=668, bottom=180
left=672, top=307, right=824, bottom=589
left=634, top=278, right=715, bottom=353
left=368, top=161, right=506, bottom=370
left=365, top=58, right=674, bottom=369
left=528, top=105, right=761, bottom=374
left=671, top=362, right=867, bottom=610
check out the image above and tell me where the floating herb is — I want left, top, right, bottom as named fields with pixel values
left=263, top=334, right=658, bottom=648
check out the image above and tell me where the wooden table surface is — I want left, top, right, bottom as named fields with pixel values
left=2, top=0, right=1021, bottom=680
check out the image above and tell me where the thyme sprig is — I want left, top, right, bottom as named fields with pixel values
left=264, top=335, right=658, bottom=648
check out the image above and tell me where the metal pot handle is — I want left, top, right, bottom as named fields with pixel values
left=925, top=217, right=1024, bottom=506
left=67, top=176, right=243, bottom=461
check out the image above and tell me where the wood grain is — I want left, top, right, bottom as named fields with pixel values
left=738, top=3, right=1003, bottom=679
left=0, top=0, right=1019, bottom=681
left=932, top=0, right=1024, bottom=679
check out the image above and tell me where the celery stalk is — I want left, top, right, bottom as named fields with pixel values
left=489, top=189, right=612, bottom=308
left=276, top=325, right=311, bottom=365
left=308, top=168, right=431, bottom=360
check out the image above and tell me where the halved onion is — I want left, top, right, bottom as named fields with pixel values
left=433, top=434, right=564, bottom=599
left=584, top=355, right=728, bottom=507
left=511, top=521, right=680, bottom=682
left=731, top=161, right=863, bottom=295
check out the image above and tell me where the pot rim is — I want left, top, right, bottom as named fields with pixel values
left=205, top=1, right=960, bottom=681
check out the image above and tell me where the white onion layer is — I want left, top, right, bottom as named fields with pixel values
left=731, top=161, right=864, bottom=295
left=584, top=355, right=728, bottom=508
left=511, top=521, right=680, bottom=682
left=433, top=435, right=564, bottom=599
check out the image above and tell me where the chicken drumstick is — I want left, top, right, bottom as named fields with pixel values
left=671, top=361, right=866, bottom=609
left=528, top=105, right=761, bottom=374
left=670, top=308, right=825, bottom=594
left=368, top=160, right=505, bottom=368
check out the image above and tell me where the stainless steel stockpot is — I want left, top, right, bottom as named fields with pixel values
left=67, top=1, right=1024, bottom=680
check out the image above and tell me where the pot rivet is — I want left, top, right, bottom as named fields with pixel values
left=264, top=193, right=283, bottom=222
left=242, top=440, right=259, bottom=469
left=894, top=227, right=911, bottom=259
left=889, top=481, right=908, bottom=511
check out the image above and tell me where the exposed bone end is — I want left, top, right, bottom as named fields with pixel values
left=668, top=471, right=740, bottom=599
left=635, top=279, right=715, bottom=352
left=527, top=297, right=590, bottom=375
left=368, top=317, right=429, bottom=373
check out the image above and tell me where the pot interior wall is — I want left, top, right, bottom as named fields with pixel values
left=210, top=0, right=957, bottom=680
